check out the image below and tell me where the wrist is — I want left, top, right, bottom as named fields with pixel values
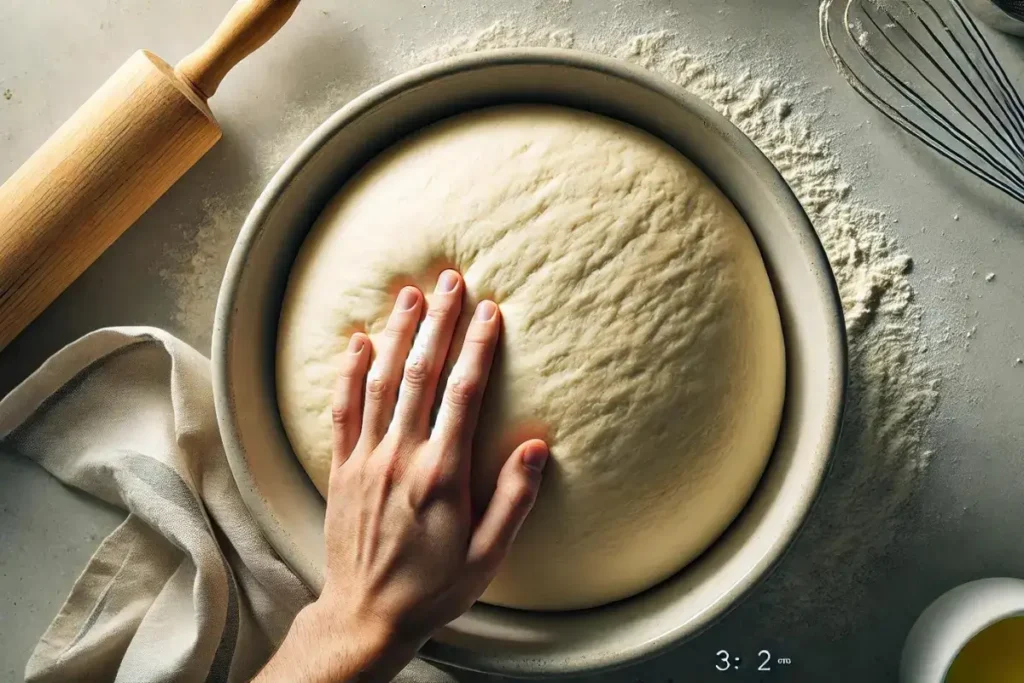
left=287, top=598, right=418, bottom=683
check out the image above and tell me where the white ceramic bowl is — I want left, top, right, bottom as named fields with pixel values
left=212, top=48, right=847, bottom=676
left=901, top=578, right=1024, bottom=682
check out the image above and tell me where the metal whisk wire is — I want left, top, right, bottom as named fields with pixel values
left=820, top=0, right=1024, bottom=204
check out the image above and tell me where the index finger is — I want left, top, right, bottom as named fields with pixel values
left=431, top=300, right=501, bottom=451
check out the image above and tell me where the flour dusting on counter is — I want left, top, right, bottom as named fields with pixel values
left=160, top=21, right=939, bottom=631
left=159, top=196, right=247, bottom=336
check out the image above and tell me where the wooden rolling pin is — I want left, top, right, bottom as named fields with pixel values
left=0, top=0, right=301, bottom=351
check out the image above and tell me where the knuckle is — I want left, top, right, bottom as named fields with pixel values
left=414, top=466, right=453, bottom=505
left=330, top=405, right=354, bottom=428
left=427, top=461, right=460, bottom=493
left=383, top=325, right=406, bottom=341
left=506, top=482, right=535, bottom=512
left=402, top=354, right=430, bottom=388
left=446, top=375, right=480, bottom=406
left=365, top=374, right=390, bottom=401
left=416, top=464, right=440, bottom=492
left=425, top=304, right=451, bottom=323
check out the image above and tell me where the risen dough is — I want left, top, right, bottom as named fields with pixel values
left=277, top=105, right=785, bottom=610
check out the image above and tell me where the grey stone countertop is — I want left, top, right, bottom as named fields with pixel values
left=2, top=0, right=1023, bottom=681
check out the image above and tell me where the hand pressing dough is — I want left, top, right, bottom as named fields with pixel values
left=277, top=105, right=785, bottom=611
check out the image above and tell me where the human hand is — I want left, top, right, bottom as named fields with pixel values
left=255, top=270, right=549, bottom=683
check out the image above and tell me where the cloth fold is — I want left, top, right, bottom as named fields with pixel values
left=0, top=327, right=457, bottom=683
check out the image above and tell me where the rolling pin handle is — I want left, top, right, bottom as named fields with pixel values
left=175, top=0, right=300, bottom=100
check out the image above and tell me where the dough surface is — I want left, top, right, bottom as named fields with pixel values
left=277, top=105, right=785, bottom=610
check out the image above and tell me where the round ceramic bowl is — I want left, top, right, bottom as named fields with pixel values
left=900, top=578, right=1024, bottom=682
left=213, top=48, right=847, bottom=677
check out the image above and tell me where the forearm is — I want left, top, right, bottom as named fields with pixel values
left=254, top=601, right=418, bottom=683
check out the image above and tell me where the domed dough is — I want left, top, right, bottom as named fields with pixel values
left=277, top=105, right=785, bottom=610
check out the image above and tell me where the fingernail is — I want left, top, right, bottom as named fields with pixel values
left=474, top=300, right=496, bottom=322
left=397, top=287, right=418, bottom=311
left=348, top=335, right=364, bottom=354
left=436, top=270, right=459, bottom=293
left=522, top=443, right=549, bottom=473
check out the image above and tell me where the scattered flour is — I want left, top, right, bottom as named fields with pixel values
left=160, top=20, right=939, bottom=633
left=158, top=196, right=247, bottom=336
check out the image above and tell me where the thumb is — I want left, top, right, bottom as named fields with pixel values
left=465, top=439, right=548, bottom=581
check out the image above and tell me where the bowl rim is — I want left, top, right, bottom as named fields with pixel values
left=900, top=577, right=1024, bottom=682
left=213, top=47, right=848, bottom=677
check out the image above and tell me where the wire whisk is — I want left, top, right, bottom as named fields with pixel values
left=820, top=0, right=1024, bottom=204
